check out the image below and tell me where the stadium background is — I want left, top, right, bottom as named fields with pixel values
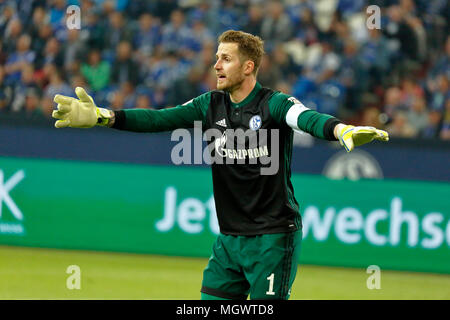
left=0, top=0, right=449, bottom=299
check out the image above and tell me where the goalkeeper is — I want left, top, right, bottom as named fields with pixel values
left=52, top=30, right=388, bottom=300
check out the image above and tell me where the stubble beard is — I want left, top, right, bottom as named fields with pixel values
left=218, top=73, right=245, bottom=94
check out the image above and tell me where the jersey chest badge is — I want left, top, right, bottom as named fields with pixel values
left=249, top=115, right=262, bottom=131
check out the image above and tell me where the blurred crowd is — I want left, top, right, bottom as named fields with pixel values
left=0, top=0, right=449, bottom=139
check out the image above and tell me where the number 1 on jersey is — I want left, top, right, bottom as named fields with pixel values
left=266, top=273, right=276, bottom=295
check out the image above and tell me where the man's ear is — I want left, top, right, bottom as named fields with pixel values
left=244, top=60, right=255, bottom=75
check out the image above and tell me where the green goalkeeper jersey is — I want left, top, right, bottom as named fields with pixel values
left=112, top=82, right=340, bottom=235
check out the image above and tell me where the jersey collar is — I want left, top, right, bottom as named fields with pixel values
left=230, top=82, right=262, bottom=108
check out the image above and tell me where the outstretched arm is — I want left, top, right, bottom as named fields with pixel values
left=287, top=104, right=389, bottom=152
left=269, top=92, right=389, bottom=152
left=52, top=87, right=210, bottom=132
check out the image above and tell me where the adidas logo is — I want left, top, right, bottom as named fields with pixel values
left=215, top=119, right=227, bottom=127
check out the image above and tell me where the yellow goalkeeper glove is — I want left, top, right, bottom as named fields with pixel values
left=336, top=124, right=389, bottom=152
left=52, top=87, right=113, bottom=128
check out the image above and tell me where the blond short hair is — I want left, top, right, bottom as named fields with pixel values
left=218, top=30, right=265, bottom=75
